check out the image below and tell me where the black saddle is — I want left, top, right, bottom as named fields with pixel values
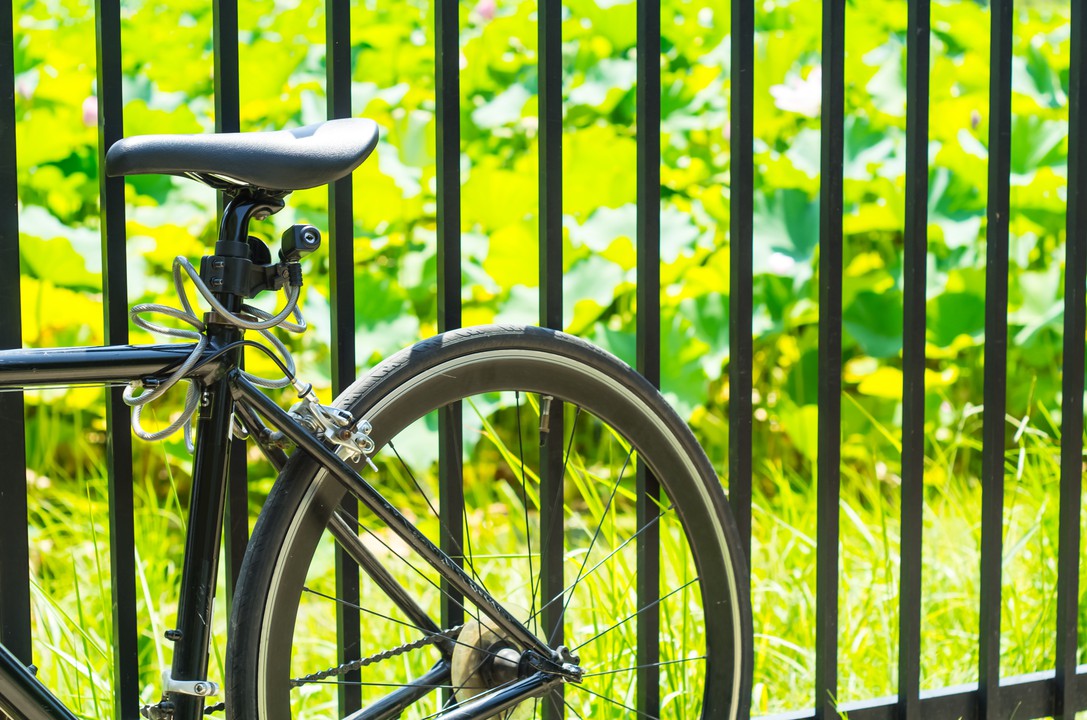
left=105, top=118, right=379, bottom=193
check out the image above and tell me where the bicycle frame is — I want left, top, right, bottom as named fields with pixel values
left=0, top=194, right=560, bottom=720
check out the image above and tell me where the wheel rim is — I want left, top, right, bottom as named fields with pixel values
left=254, top=349, right=743, bottom=720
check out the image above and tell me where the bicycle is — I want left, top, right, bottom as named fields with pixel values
left=0, top=117, right=752, bottom=720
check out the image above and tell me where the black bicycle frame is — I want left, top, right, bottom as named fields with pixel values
left=0, top=196, right=557, bottom=720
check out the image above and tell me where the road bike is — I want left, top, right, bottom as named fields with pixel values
left=0, top=117, right=752, bottom=720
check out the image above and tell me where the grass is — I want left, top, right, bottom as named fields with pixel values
left=744, top=403, right=1078, bottom=715
left=16, top=390, right=1086, bottom=719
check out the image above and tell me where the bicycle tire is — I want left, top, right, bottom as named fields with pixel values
left=226, top=325, right=752, bottom=720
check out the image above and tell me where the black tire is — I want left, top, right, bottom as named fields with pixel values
left=226, top=325, right=751, bottom=720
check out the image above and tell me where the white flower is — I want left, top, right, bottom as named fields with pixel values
left=769, top=67, right=822, bottom=118
left=768, top=251, right=796, bottom=275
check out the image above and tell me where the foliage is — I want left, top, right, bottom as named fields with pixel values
left=9, top=0, right=1081, bottom=716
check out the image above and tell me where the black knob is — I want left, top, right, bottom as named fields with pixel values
left=280, top=224, right=322, bottom=262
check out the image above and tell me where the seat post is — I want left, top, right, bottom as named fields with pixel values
left=218, top=190, right=285, bottom=250
left=204, top=191, right=286, bottom=314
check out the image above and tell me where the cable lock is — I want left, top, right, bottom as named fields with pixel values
left=125, top=254, right=307, bottom=452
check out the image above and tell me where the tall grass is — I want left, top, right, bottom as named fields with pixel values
left=747, top=402, right=1080, bottom=715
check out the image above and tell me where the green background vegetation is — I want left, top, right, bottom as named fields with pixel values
left=10, top=0, right=1083, bottom=716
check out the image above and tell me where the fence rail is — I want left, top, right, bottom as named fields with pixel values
left=0, top=1, right=1084, bottom=719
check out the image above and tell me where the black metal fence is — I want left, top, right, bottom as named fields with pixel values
left=0, top=1, right=1084, bottom=719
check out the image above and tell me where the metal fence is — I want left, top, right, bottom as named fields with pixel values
left=0, top=0, right=1084, bottom=719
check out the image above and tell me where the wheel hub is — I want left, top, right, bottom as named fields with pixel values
left=451, top=621, right=525, bottom=714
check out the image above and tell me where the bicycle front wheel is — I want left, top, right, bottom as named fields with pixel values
left=226, top=325, right=751, bottom=720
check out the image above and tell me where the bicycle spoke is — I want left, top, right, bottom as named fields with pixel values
left=515, top=391, right=538, bottom=637
left=389, top=439, right=488, bottom=592
left=328, top=510, right=443, bottom=636
left=388, top=437, right=498, bottom=644
left=572, top=578, right=698, bottom=653
left=572, top=685, right=660, bottom=720
left=306, top=681, right=455, bottom=689
left=579, top=655, right=706, bottom=678
left=532, top=405, right=582, bottom=633
left=549, top=446, right=634, bottom=646
left=526, top=504, right=673, bottom=630
left=302, top=586, right=435, bottom=634
left=562, top=697, right=587, bottom=720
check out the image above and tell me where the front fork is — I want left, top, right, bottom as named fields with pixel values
left=145, top=324, right=242, bottom=720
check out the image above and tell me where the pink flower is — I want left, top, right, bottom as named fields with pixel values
left=474, top=0, right=496, bottom=21
left=16, top=78, right=33, bottom=100
left=82, top=96, right=98, bottom=127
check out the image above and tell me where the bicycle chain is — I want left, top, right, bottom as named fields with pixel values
left=193, top=626, right=462, bottom=715
left=289, top=625, right=463, bottom=687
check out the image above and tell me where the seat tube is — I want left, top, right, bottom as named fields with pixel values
left=168, top=321, right=243, bottom=720
left=168, top=191, right=268, bottom=720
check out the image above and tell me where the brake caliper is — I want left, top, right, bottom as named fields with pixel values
left=288, top=391, right=377, bottom=469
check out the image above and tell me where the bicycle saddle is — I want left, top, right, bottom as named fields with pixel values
left=105, top=117, right=379, bottom=193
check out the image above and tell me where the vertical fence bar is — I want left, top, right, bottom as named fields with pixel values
left=978, top=1, right=1013, bottom=718
left=435, top=0, right=464, bottom=661
left=729, top=0, right=754, bottom=562
left=326, top=7, right=354, bottom=420
left=0, top=0, right=30, bottom=668
left=538, top=0, right=564, bottom=716
left=816, top=0, right=845, bottom=717
left=95, top=1, right=140, bottom=717
left=212, top=0, right=249, bottom=611
left=1056, top=1, right=1086, bottom=717
left=538, top=0, right=562, bottom=340
left=898, top=1, right=930, bottom=719
left=326, top=0, right=361, bottom=713
left=635, top=0, right=661, bottom=717
left=213, top=0, right=240, bottom=136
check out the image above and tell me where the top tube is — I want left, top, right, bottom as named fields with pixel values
left=0, top=343, right=211, bottom=390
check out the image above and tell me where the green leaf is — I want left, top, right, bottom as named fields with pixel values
left=777, top=401, right=820, bottom=463
left=482, top=221, right=538, bottom=288
left=679, top=293, right=729, bottom=377
left=927, top=291, right=986, bottom=348
left=568, top=58, right=636, bottom=111
left=1011, top=40, right=1065, bottom=110
left=784, top=348, right=820, bottom=407
left=470, top=84, right=532, bottom=129
left=928, top=167, right=983, bottom=250
left=563, top=126, right=638, bottom=218
left=843, top=116, right=898, bottom=180
left=567, top=205, right=635, bottom=253
left=1009, top=114, right=1067, bottom=180
left=752, top=189, right=818, bottom=282
left=842, top=290, right=903, bottom=358
left=660, top=309, right=711, bottom=417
